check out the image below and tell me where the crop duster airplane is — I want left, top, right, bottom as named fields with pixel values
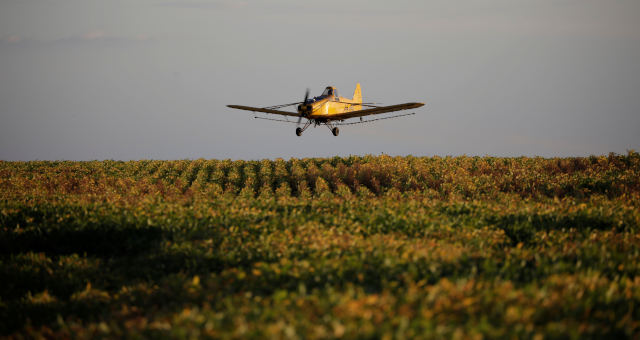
left=227, top=84, right=424, bottom=136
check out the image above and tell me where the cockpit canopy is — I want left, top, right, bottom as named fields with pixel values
left=305, top=87, right=339, bottom=104
left=321, top=87, right=338, bottom=97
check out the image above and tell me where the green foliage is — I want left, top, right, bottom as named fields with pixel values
left=0, top=153, right=639, bottom=338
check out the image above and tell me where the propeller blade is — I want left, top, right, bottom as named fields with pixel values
left=303, top=88, right=310, bottom=104
left=297, top=116, right=302, bottom=126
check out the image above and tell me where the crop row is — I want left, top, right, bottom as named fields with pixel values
left=1, top=153, right=639, bottom=201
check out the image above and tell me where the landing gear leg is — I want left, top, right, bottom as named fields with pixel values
left=296, top=120, right=312, bottom=136
left=325, top=122, right=340, bottom=136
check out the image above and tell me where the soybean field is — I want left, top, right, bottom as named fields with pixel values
left=1, top=153, right=640, bottom=338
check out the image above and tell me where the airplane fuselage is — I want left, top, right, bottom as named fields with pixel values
left=299, top=86, right=362, bottom=119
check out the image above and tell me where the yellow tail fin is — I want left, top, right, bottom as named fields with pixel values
left=353, top=83, right=362, bottom=103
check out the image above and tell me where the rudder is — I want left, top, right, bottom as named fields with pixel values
left=352, top=83, right=362, bottom=103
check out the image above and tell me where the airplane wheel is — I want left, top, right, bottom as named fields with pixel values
left=332, top=127, right=339, bottom=136
left=296, top=127, right=302, bottom=136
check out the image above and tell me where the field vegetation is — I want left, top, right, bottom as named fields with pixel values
left=1, top=153, right=640, bottom=338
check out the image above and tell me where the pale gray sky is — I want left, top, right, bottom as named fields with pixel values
left=1, top=0, right=639, bottom=160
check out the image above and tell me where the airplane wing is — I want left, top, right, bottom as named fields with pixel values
left=329, top=102, right=424, bottom=120
left=227, top=105, right=300, bottom=118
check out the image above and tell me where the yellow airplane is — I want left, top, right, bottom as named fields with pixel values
left=227, top=83, right=424, bottom=136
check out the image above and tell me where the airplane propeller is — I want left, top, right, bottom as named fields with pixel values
left=297, top=88, right=310, bottom=126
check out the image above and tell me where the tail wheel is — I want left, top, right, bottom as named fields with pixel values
left=332, top=127, right=339, bottom=136
left=296, top=127, right=302, bottom=136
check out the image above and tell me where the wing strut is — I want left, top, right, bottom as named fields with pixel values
left=252, top=112, right=417, bottom=125
left=333, top=112, right=416, bottom=125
